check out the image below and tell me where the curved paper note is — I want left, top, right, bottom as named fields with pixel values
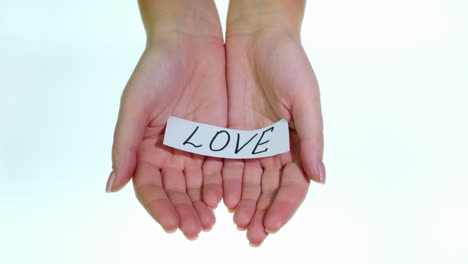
left=163, top=116, right=290, bottom=159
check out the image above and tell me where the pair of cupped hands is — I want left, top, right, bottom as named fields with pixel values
left=106, top=0, right=325, bottom=246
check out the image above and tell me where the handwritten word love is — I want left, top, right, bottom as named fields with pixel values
left=163, top=116, right=290, bottom=159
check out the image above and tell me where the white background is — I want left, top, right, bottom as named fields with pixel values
left=1, top=0, right=467, bottom=263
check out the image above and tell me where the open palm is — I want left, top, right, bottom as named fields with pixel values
left=224, top=31, right=325, bottom=245
left=110, top=34, right=227, bottom=239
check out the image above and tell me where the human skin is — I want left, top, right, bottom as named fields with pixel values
left=223, top=0, right=326, bottom=245
left=106, top=0, right=227, bottom=239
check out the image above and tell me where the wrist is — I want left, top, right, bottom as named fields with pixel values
left=226, top=0, right=305, bottom=38
left=139, top=0, right=223, bottom=44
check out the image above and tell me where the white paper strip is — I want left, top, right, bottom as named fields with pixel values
left=163, top=116, right=290, bottom=159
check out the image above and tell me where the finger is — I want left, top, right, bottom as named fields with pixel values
left=162, top=168, right=202, bottom=239
left=246, top=166, right=281, bottom=246
left=133, top=162, right=179, bottom=232
left=292, top=79, right=326, bottom=184
left=109, top=93, right=147, bottom=192
left=222, top=159, right=244, bottom=210
left=233, top=161, right=262, bottom=229
left=185, top=165, right=215, bottom=231
left=264, top=161, right=309, bottom=233
left=202, top=157, right=223, bottom=209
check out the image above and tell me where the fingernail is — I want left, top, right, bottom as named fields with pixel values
left=318, top=161, right=326, bottom=184
left=228, top=208, right=235, bottom=213
left=106, top=171, right=116, bottom=193
left=185, top=234, right=199, bottom=241
left=265, top=228, right=277, bottom=234
left=237, top=226, right=246, bottom=231
left=164, top=228, right=177, bottom=234
left=249, top=242, right=261, bottom=247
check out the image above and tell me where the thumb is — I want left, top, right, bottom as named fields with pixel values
left=106, top=94, right=147, bottom=192
left=292, top=80, right=326, bottom=184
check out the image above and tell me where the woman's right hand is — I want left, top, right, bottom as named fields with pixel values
left=107, top=0, right=227, bottom=239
